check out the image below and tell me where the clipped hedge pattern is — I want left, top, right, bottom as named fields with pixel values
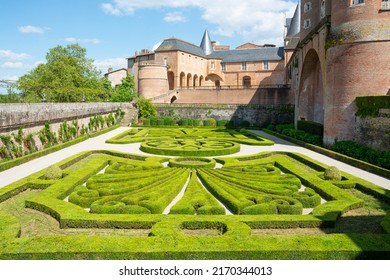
left=169, top=170, right=225, bottom=215
left=1, top=150, right=390, bottom=259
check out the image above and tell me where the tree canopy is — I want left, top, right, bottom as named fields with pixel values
left=110, top=75, right=136, bottom=102
left=18, top=44, right=112, bottom=102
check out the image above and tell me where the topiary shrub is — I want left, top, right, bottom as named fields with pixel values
left=324, top=166, right=342, bottom=181
left=44, top=164, right=63, bottom=180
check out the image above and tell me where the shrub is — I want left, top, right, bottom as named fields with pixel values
left=297, top=120, right=324, bottom=137
left=324, top=166, right=342, bottom=181
left=217, top=120, right=229, bottom=127
left=203, top=118, right=217, bottom=127
left=142, top=118, right=151, bottom=126
left=241, top=203, right=277, bottom=215
left=240, top=120, right=251, bottom=128
left=44, top=165, right=63, bottom=180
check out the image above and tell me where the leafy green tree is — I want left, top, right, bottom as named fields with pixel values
left=18, top=44, right=111, bottom=102
left=110, top=75, right=136, bottom=102
left=137, top=97, right=157, bottom=119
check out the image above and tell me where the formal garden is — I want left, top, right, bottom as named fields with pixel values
left=0, top=127, right=390, bottom=259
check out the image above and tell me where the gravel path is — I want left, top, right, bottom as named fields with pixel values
left=1, top=127, right=389, bottom=191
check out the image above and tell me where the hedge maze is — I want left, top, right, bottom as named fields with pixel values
left=1, top=128, right=390, bottom=259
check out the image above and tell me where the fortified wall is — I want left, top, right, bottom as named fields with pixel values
left=0, top=102, right=136, bottom=133
left=156, top=103, right=294, bottom=127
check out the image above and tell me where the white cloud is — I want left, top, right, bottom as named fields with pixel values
left=94, top=57, right=127, bottom=73
left=65, top=37, right=101, bottom=44
left=0, top=75, right=19, bottom=82
left=0, top=50, right=31, bottom=61
left=18, top=25, right=47, bottom=34
left=1, top=62, right=24, bottom=69
left=101, top=3, right=123, bottom=16
left=101, top=0, right=297, bottom=45
left=164, top=12, right=187, bottom=23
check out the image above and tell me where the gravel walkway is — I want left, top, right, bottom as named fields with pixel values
left=1, top=127, right=389, bottom=190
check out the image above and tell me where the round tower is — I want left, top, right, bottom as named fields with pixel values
left=324, top=0, right=390, bottom=144
left=138, top=64, right=169, bottom=100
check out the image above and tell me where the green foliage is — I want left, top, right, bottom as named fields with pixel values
left=44, top=165, right=63, bottom=180
left=137, top=97, right=157, bottom=119
left=203, top=118, right=217, bottom=127
left=110, top=75, right=136, bottom=102
left=1, top=150, right=390, bottom=259
left=333, top=141, right=390, bottom=170
left=356, top=96, right=390, bottom=117
left=169, top=171, right=225, bottom=215
left=168, top=157, right=216, bottom=169
left=266, top=123, right=323, bottom=146
left=17, top=44, right=111, bottom=102
left=324, top=166, right=342, bottom=181
left=297, top=120, right=324, bottom=137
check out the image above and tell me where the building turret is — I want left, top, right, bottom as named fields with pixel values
left=200, top=30, right=213, bottom=55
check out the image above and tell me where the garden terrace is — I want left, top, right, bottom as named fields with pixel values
left=1, top=145, right=390, bottom=259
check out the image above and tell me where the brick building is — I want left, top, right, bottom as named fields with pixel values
left=127, top=30, right=287, bottom=103
left=286, top=0, right=390, bottom=145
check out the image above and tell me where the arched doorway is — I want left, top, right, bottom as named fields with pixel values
left=193, top=75, right=198, bottom=88
left=298, top=49, right=324, bottom=124
left=243, top=76, right=251, bottom=88
left=187, top=74, right=192, bottom=89
left=168, top=71, right=175, bottom=90
left=199, top=76, right=204, bottom=87
left=180, top=72, right=185, bottom=88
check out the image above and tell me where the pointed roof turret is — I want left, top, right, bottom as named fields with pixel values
left=286, top=3, right=301, bottom=37
left=200, top=29, right=213, bottom=55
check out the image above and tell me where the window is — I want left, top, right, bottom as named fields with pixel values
left=221, top=63, right=226, bottom=72
left=243, top=76, right=251, bottom=88
left=241, top=62, right=247, bottom=71
left=304, top=19, right=311, bottom=29
left=352, top=0, right=364, bottom=5
left=163, top=58, right=168, bottom=66
left=304, top=2, right=312, bottom=13
left=320, top=0, right=326, bottom=18
left=263, top=61, right=269, bottom=70
left=210, top=62, right=215, bottom=70
left=382, top=0, right=390, bottom=10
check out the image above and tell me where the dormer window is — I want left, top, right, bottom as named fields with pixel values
left=304, top=19, right=311, bottom=29
left=304, top=2, right=312, bottom=13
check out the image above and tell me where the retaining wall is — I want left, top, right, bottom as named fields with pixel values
left=156, top=104, right=294, bottom=127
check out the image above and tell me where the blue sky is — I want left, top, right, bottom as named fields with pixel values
left=0, top=0, right=298, bottom=93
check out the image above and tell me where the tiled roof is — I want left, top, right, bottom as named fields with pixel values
left=155, top=38, right=207, bottom=58
left=209, top=47, right=284, bottom=62
left=155, top=36, right=284, bottom=62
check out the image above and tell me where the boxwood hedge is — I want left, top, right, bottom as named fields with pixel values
left=0, top=149, right=390, bottom=259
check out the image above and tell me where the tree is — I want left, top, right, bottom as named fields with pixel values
left=137, top=97, right=157, bottom=119
left=110, top=75, right=136, bottom=102
left=18, top=44, right=111, bottom=102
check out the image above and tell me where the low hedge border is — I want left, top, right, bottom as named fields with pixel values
left=168, top=157, right=216, bottom=169
left=0, top=124, right=121, bottom=172
left=262, top=129, right=390, bottom=179
left=140, top=140, right=240, bottom=157
left=169, top=170, right=225, bottom=215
